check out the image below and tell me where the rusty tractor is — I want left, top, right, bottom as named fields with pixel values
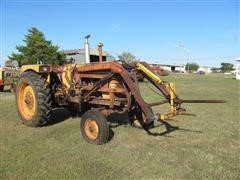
left=0, top=67, right=4, bottom=91
left=15, top=37, right=224, bottom=145
left=0, top=61, right=20, bottom=92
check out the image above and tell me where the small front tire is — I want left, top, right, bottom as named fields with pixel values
left=80, top=110, right=109, bottom=145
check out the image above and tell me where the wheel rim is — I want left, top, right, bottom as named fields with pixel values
left=18, top=83, right=36, bottom=120
left=84, top=118, right=99, bottom=140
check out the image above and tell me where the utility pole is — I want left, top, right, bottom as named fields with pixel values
left=179, top=41, right=184, bottom=71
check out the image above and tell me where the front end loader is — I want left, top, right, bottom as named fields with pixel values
left=15, top=42, right=225, bottom=145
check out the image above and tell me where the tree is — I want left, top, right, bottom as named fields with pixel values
left=9, top=27, right=66, bottom=66
left=118, top=51, right=136, bottom=63
left=220, top=62, right=233, bottom=72
left=185, top=62, right=199, bottom=71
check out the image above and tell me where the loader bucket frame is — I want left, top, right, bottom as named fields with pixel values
left=73, top=61, right=190, bottom=126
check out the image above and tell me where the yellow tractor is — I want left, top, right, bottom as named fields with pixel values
left=15, top=40, right=224, bottom=145
left=0, top=61, right=20, bottom=92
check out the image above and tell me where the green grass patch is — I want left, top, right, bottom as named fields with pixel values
left=0, top=74, right=239, bottom=179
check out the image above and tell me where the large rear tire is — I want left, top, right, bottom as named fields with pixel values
left=15, top=71, right=52, bottom=127
left=80, top=110, right=109, bottom=145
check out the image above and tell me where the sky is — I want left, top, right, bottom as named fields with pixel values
left=1, top=0, right=239, bottom=67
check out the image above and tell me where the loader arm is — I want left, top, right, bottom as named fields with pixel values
left=136, top=62, right=163, bottom=84
left=135, top=62, right=182, bottom=102
left=134, top=62, right=184, bottom=120
left=134, top=62, right=226, bottom=120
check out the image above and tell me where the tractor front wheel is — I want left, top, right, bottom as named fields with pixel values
left=80, top=110, right=109, bottom=145
left=16, top=71, right=52, bottom=127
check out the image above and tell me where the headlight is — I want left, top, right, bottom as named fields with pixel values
left=39, top=65, right=50, bottom=72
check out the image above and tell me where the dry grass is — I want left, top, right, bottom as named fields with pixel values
left=0, top=73, right=239, bottom=179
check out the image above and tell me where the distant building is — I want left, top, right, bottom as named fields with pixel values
left=5, top=60, right=14, bottom=67
left=198, top=66, right=212, bottom=73
left=157, top=64, right=185, bottom=73
left=236, top=60, right=240, bottom=80
left=210, top=67, right=221, bottom=73
left=63, top=48, right=112, bottom=64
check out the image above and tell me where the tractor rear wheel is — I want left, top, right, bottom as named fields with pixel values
left=80, top=110, right=109, bottom=145
left=16, top=71, right=52, bottom=127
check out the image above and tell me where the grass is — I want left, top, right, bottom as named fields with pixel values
left=0, top=73, right=239, bottom=179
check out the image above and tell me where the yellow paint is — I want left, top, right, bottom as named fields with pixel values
left=136, top=63, right=162, bottom=83
left=84, top=118, right=99, bottom=140
left=18, top=83, right=36, bottom=120
left=0, top=68, right=4, bottom=80
left=46, top=74, right=50, bottom=83
left=20, top=64, right=50, bottom=73
left=169, top=82, right=177, bottom=115
left=21, top=65, right=38, bottom=72
left=158, top=82, right=178, bottom=121
left=135, top=62, right=180, bottom=121
left=102, top=80, right=120, bottom=100
left=62, top=64, right=74, bottom=89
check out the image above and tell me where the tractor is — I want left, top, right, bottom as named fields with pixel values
left=15, top=37, right=224, bottom=145
left=0, top=61, right=20, bottom=92
left=0, top=68, right=4, bottom=91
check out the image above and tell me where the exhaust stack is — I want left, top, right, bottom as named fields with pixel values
left=84, top=34, right=91, bottom=63
left=97, top=42, right=103, bottom=63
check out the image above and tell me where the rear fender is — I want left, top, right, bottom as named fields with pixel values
left=20, top=64, right=51, bottom=83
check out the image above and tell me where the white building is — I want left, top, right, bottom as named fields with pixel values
left=236, top=60, right=240, bottom=80
left=198, top=66, right=212, bottom=73
left=158, top=64, right=185, bottom=73
left=63, top=48, right=111, bottom=63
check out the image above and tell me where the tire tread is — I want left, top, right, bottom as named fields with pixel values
left=16, top=71, right=52, bottom=127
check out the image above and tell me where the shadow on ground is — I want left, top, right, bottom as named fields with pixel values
left=107, top=112, right=129, bottom=128
left=146, top=119, right=203, bottom=137
left=45, top=108, right=202, bottom=141
left=46, top=107, right=71, bottom=126
left=0, top=89, right=13, bottom=93
left=106, top=112, right=131, bottom=142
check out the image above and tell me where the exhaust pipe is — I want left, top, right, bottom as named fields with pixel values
left=97, top=42, right=103, bottom=63
left=84, top=34, right=90, bottom=63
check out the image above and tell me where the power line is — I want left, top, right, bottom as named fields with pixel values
left=179, top=41, right=184, bottom=65
left=108, top=50, right=238, bottom=61
left=136, top=56, right=239, bottom=61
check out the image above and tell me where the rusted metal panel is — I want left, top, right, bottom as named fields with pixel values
left=83, top=73, right=114, bottom=101
left=97, top=43, right=103, bottom=63
left=79, top=73, right=107, bottom=79
left=88, top=99, right=121, bottom=106
left=83, top=86, right=126, bottom=93
left=76, top=61, right=155, bottom=123
left=51, top=64, right=64, bottom=73
left=77, top=62, right=112, bottom=72
left=99, top=87, right=126, bottom=93
left=110, top=62, right=156, bottom=123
